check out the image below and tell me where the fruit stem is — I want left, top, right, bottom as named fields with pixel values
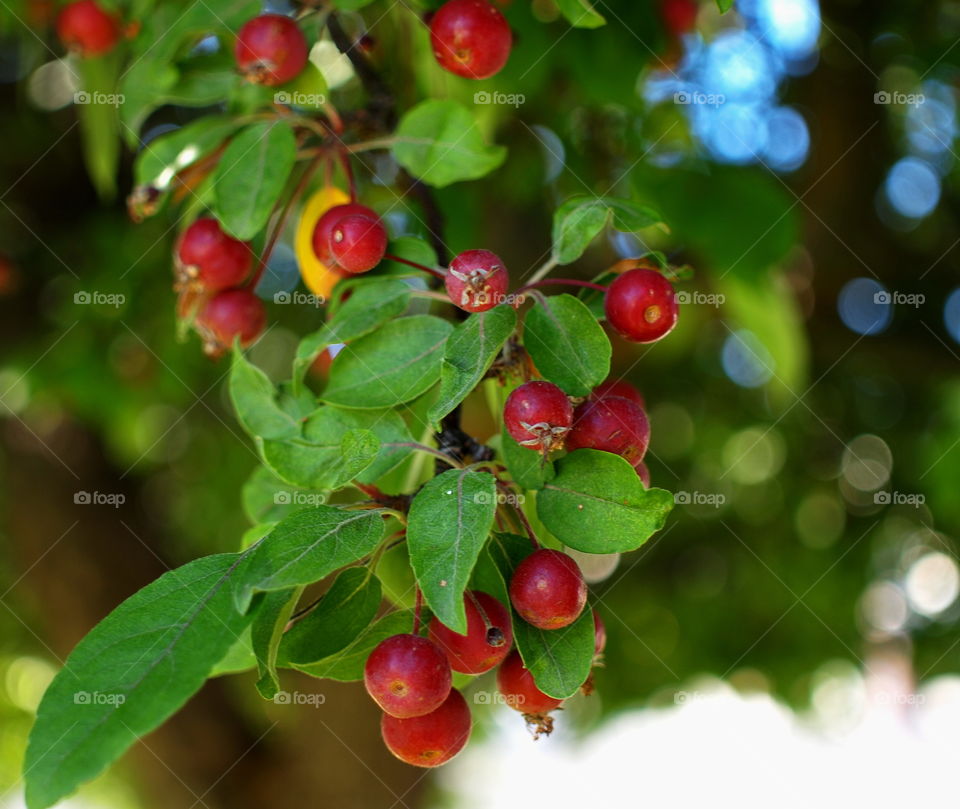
left=383, top=253, right=446, bottom=280
left=498, top=483, right=540, bottom=549
left=383, top=441, right=463, bottom=468
left=413, top=587, right=424, bottom=634
left=247, top=154, right=324, bottom=290
left=516, top=278, right=608, bottom=295
left=524, top=256, right=558, bottom=286
left=339, top=148, right=357, bottom=201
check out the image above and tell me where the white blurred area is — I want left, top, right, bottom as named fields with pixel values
left=438, top=658, right=960, bottom=809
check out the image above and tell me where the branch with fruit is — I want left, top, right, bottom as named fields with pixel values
left=20, top=0, right=711, bottom=805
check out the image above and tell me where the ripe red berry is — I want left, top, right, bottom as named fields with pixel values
left=604, top=268, right=678, bottom=343
left=566, top=396, right=650, bottom=464
left=311, top=203, right=387, bottom=274
left=235, top=14, right=308, bottom=86
left=195, top=288, right=266, bottom=357
left=509, top=549, right=587, bottom=630
left=593, top=610, right=606, bottom=655
left=329, top=214, right=388, bottom=274
left=497, top=650, right=563, bottom=715
left=503, top=381, right=573, bottom=454
left=590, top=379, right=645, bottom=409
left=428, top=591, right=513, bottom=674
left=445, top=249, right=509, bottom=312
left=364, top=634, right=452, bottom=718
left=381, top=688, right=472, bottom=767
left=175, top=218, right=253, bottom=293
left=57, top=0, right=119, bottom=57
left=429, top=0, right=512, bottom=80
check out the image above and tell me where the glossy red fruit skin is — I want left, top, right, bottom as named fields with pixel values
left=503, top=381, right=573, bottom=453
left=428, top=591, right=513, bottom=674
left=429, top=0, right=512, bottom=80
left=311, top=203, right=383, bottom=265
left=604, top=268, right=678, bottom=343
left=509, top=549, right=587, bottom=630
left=445, top=249, right=509, bottom=312
left=381, top=688, right=472, bottom=768
left=57, top=0, right=119, bottom=56
left=196, top=288, right=266, bottom=355
left=633, top=459, right=651, bottom=488
left=364, top=634, right=452, bottom=719
left=497, top=650, right=563, bottom=714
left=176, top=218, right=253, bottom=292
left=590, top=379, right=645, bottom=409
left=566, top=396, right=650, bottom=464
left=593, top=610, right=606, bottom=655
left=329, top=214, right=388, bottom=274
left=235, top=14, right=308, bottom=86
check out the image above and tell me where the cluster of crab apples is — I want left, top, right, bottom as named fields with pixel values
left=57, top=0, right=513, bottom=82
left=365, top=552, right=605, bottom=767
left=172, top=198, right=680, bottom=357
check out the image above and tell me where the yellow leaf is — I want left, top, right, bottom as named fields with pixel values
left=295, top=186, right=351, bottom=300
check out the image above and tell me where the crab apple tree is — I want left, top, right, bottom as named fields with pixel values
left=19, top=0, right=723, bottom=803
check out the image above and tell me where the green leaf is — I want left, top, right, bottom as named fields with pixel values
left=278, top=568, right=381, bottom=664
left=513, top=606, right=595, bottom=699
left=211, top=626, right=257, bottom=677
left=135, top=116, right=237, bottom=189
left=322, top=315, right=453, bottom=409
left=242, top=466, right=326, bottom=524
left=555, top=0, right=606, bottom=27
left=118, top=0, right=260, bottom=141
left=407, top=468, right=498, bottom=633
left=214, top=121, right=297, bottom=240
left=292, top=611, right=412, bottom=681
left=392, top=99, right=506, bottom=188
left=311, top=406, right=414, bottom=484
left=293, top=278, right=412, bottom=392
left=552, top=196, right=662, bottom=265
left=261, top=428, right=379, bottom=490
left=235, top=506, right=385, bottom=611
left=537, top=450, right=673, bottom=553
left=230, top=349, right=301, bottom=441
left=24, top=554, right=254, bottom=809
left=524, top=294, right=610, bottom=396
left=717, top=0, right=735, bottom=12
left=77, top=55, right=120, bottom=201
left=252, top=587, right=303, bottom=699
left=500, top=423, right=555, bottom=490
left=429, top=305, right=517, bottom=424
